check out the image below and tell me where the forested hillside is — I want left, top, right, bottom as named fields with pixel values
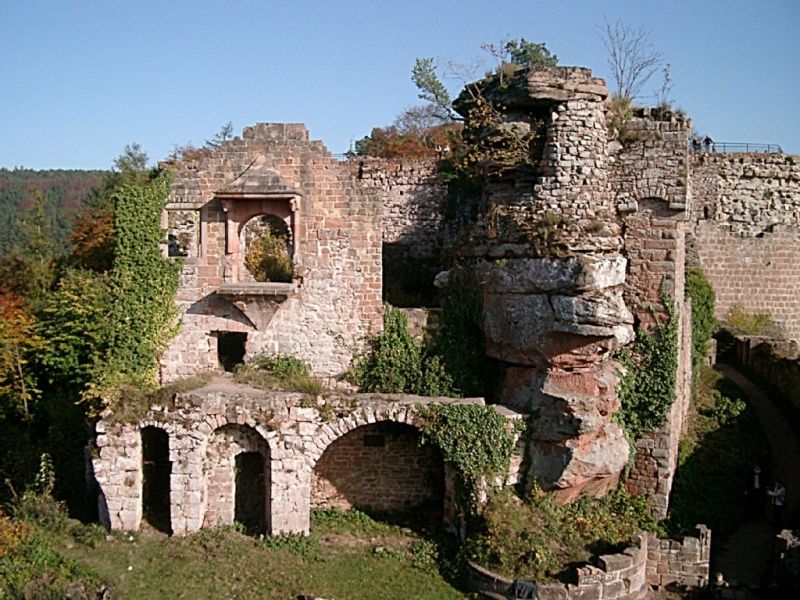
left=0, top=168, right=106, bottom=257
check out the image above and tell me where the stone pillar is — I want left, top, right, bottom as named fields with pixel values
left=270, top=457, right=312, bottom=534
left=93, top=422, right=143, bottom=531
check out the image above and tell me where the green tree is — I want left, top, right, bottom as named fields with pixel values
left=505, top=38, right=558, bottom=67
left=412, top=58, right=456, bottom=121
left=0, top=190, right=63, bottom=310
left=85, top=172, right=180, bottom=412
left=113, top=142, right=149, bottom=175
left=37, top=269, right=112, bottom=389
left=205, top=121, right=234, bottom=149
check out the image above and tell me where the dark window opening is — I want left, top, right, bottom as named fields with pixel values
left=363, top=434, right=385, bottom=447
left=141, top=426, right=172, bottom=534
left=235, top=451, right=267, bottom=535
left=217, top=331, right=247, bottom=372
left=382, top=244, right=440, bottom=308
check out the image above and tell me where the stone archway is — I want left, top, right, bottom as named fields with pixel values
left=311, top=420, right=444, bottom=516
left=203, top=423, right=271, bottom=535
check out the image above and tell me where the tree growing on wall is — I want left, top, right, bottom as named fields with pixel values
left=599, top=17, right=663, bottom=101
left=85, top=171, right=180, bottom=412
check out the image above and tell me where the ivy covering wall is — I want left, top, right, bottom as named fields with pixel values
left=85, top=172, right=180, bottom=411
left=616, top=298, right=679, bottom=442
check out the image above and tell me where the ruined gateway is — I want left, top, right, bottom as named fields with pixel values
left=91, top=64, right=799, bottom=592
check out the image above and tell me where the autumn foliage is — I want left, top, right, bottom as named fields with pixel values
left=0, top=288, right=45, bottom=418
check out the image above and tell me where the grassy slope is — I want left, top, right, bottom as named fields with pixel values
left=17, top=510, right=465, bottom=600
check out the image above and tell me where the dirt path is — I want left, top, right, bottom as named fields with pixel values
left=712, top=364, right=800, bottom=591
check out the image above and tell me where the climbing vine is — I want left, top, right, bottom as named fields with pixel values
left=616, top=292, right=679, bottom=443
left=434, top=267, right=501, bottom=398
left=684, top=267, right=716, bottom=373
left=416, top=403, right=517, bottom=513
left=84, top=171, right=181, bottom=413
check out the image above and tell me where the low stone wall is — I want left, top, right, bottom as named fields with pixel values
left=645, top=526, right=711, bottom=589
left=735, top=336, right=800, bottom=415
left=467, top=526, right=710, bottom=599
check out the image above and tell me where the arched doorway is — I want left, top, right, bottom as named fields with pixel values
left=204, top=424, right=271, bottom=535
left=311, top=421, right=444, bottom=517
left=141, top=426, right=172, bottom=534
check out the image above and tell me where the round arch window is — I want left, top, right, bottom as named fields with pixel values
left=241, top=214, right=293, bottom=283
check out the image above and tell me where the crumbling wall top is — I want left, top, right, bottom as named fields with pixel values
left=525, top=65, right=608, bottom=103
left=242, top=123, right=310, bottom=142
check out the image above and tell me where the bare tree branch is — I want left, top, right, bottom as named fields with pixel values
left=600, top=17, right=663, bottom=100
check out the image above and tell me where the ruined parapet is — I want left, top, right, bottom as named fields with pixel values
left=347, top=157, right=447, bottom=259
left=689, top=151, right=800, bottom=341
left=461, top=66, right=632, bottom=500
left=158, top=124, right=383, bottom=381
left=467, top=525, right=710, bottom=599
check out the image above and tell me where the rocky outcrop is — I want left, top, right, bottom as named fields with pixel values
left=468, top=67, right=632, bottom=499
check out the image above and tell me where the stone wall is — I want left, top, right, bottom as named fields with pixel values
left=735, top=336, right=800, bottom=414
left=348, top=157, right=446, bottom=258
left=689, top=152, right=800, bottom=341
left=159, top=123, right=383, bottom=381
left=92, top=380, right=491, bottom=535
left=645, top=526, right=711, bottom=589
left=691, top=223, right=800, bottom=341
left=467, top=526, right=710, bottom=599
left=311, top=421, right=443, bottom=513
left=610, top=111, right=694, bottom=518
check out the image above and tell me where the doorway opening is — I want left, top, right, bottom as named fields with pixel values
left=141, top=426, right=172, bottom=534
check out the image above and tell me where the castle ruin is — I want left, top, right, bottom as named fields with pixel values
left=91, top=66, right=798, bottom=591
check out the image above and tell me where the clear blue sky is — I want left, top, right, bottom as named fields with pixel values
left=2, top=0, right=798, bottom=169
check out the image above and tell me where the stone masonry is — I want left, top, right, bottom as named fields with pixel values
left=348, top=157, right=447, bottom=259
left=159, top=124, right=383, bottom=381
left=468, top=525, right=710, bottom=599
left=609, top=110, right=694, bottom=518
left=93, top=379, right=489, bottom=535
left=689, top=152, right=800, bottom=340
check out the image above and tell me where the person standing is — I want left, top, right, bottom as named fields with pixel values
left=767, top=480, right=786, bottom=529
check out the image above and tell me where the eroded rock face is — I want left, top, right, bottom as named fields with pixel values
left=471, top=66, right=632, bottom=499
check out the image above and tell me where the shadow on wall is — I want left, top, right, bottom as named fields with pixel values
left=382, top=243, right=441, bottom=308
left=311, top=421, right=444, bottom=517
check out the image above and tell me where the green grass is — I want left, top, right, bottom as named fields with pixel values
left=3, top=503, right=466, bottom=600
